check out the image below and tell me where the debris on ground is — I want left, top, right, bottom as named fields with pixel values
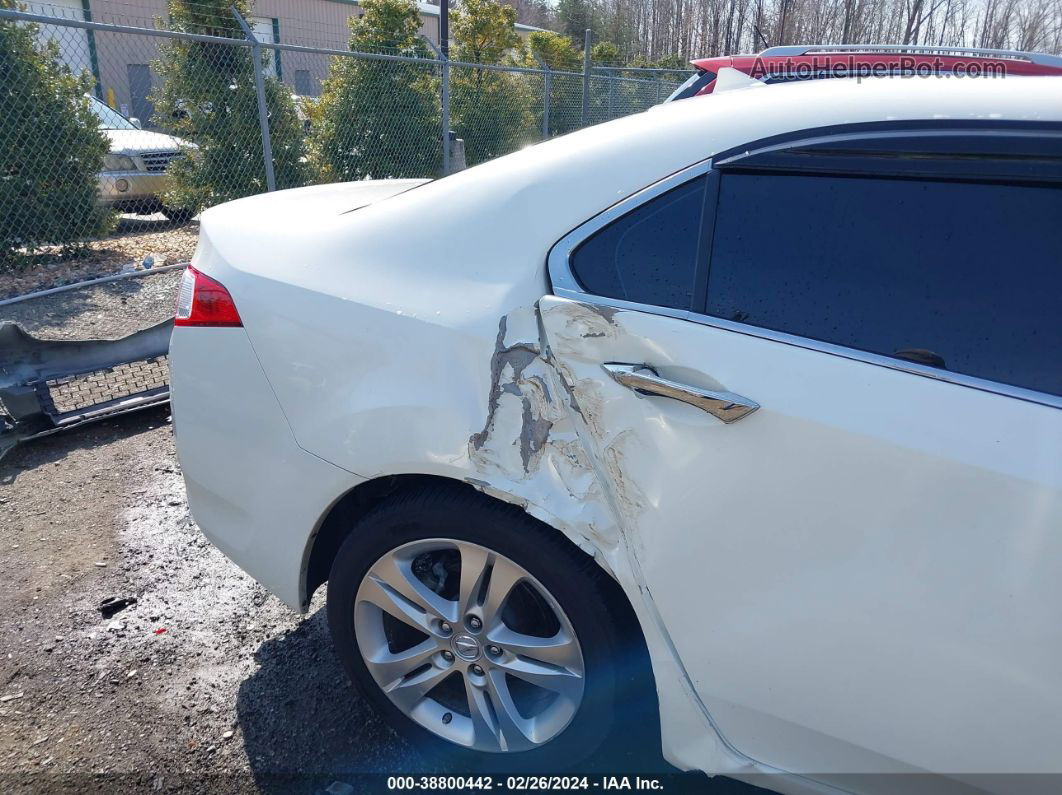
left=0, top=269, right=183, bottom=341
left=0, top=408, right=414, bottom=791
left=99, top=596, right=138, bottom=618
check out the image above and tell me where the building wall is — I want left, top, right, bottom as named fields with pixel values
left=45, top=0, right=539, bottom=120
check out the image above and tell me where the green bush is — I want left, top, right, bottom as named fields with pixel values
left=151, top=0, right=307, bottom=211
left=0, top=0, right=113, bottom=267
left=450, top=0, right=537, bottom=165
left=308, top=0, right=440, bottom=181
left=524, top=31, right=585, bottom=138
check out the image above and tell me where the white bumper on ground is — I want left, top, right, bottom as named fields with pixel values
left=169, top=326, right=361, bottom=610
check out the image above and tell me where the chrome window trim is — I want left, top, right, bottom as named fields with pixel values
left=546, top=157, right=1062, bottom=412
left=548, top=159, right=713, bottom=301
left=714, top=126, right=1062, bottom=167
left=684, top=313, right=1062, bottom=411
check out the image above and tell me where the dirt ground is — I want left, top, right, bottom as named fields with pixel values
left=0, top=217, right=197, bottom=302
left=0, top=409, right=416, bottom=794
left=0, top=269, right=183, bottom=341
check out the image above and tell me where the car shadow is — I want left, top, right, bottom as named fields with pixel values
left=237, top=608, right=765, bottom=794
left=236, top=607, right=419, bottom=794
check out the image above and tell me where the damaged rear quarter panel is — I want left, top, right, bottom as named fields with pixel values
left=215, top=238, right=738, bottom=776
left=463, top=304, right=621, bottom=566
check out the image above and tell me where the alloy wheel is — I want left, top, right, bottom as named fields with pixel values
left=353, top=538, right=586, bottom=753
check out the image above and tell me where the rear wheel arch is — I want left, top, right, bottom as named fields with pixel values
left=302, top=475, right=651, bottom=672
left=313, top=474, right=662, bottom=763
left=305, top=474, right=613, bottom=600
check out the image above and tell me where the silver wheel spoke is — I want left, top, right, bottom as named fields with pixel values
left=362, top=555, right=456, bottom=628
left=494, top=654, right=583, bottom=701
left=386, top=660, right=450, bottom=711
left=458, top=543, right=492, bottom=616
left=358, top=572, right=435, bottom=633
left=485, top=670, right=535, bottom=752
left=464, top=675, right=501, bottom=750
left=487, top=626, right=582, bottom=670
left=479, top=555, right=525, bottom=626
left=367, top=638, right=438, bottom=689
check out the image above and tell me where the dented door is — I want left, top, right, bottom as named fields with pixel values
left=538, top=295, right=1062, bottom=780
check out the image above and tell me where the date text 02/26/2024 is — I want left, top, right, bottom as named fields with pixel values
left=386, top=775, right=666, bottom=791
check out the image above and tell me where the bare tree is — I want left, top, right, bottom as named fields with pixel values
left=509, top=0, right=1062, bottom=63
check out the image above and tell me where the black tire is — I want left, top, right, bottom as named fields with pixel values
left=327, top=482, right=644, bottom=771
left=161, top=206, right=195, bottom=224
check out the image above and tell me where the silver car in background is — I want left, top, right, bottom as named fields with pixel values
left=88, top=96, right=193, bottom=222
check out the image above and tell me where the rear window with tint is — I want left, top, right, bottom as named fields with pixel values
left=704, top=172, right=1062, bottom=396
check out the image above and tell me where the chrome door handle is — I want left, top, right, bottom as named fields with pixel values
left=602, top=363, right=760, bottom=424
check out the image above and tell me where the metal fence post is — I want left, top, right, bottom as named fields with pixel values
left=422, top=35, right=450, bottom=176
left=441, top=56, right=451, bottom=175
left=532, top=52, right=550, bottom=139
left=581, top=28, right=592, bottom=126
left=608, top=69, right=616, bottom=118
left=231, top=7, right=276, bottom=192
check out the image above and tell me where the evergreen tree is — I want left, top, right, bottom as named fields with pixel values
left=590, top=40, right=620, bottom=65
left=152, top=0, right=307, bottom=210
left=524, top=31, right=583, bottom=137
left=451, top=0, right=536, bottom=164
left=525, top=30, right=582, bottom=70
left=308, top=0, right=440, bottom=181
left=555, top=0, right=599, bottom=45
left=0, top=0, right=113, bottom=264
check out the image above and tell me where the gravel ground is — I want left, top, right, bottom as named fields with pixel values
left=0, top=217, right=197, bottom=302
left=0, top=409, right=416, bottom=794
left=0, top=270, right=183, bottom=341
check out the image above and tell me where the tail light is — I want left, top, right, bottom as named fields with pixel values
left=174, top=266, right=242, bottom=327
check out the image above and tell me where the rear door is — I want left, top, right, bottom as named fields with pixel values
left=539, top=123, right=1062, bottom=781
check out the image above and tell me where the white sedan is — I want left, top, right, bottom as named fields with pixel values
left=170, top=71, right=1062, bottom=791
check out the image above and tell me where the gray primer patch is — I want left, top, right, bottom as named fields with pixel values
left=469, top=316, right=540, bottom=451
left=519, top=395, right=554, bottom=473
left=582, top=303, right=621, bottom=324
left=533, top=303, right=585, bottom=420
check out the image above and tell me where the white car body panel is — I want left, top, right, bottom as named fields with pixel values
left=103, top=128, right=185, bottom=155
left=538, top=296, right=1062, bottom=776
left=169, top=328, right=362, bottom=609
left=170, top=76, right=1062, bottom=791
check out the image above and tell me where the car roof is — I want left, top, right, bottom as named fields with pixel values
left=691, top=46, right=1062, bottom=77
left=371, top=75, right=1062, bottom=278
left=644, top=73, right=1062, bottom=156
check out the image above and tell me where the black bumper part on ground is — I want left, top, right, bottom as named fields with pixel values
left=0, top=319, right=173, bottom=459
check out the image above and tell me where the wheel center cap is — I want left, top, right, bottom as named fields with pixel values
left=451, top=633, right=481, bottom=661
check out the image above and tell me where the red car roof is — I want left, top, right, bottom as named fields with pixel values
left=685, top=49, right=1062, bottom=96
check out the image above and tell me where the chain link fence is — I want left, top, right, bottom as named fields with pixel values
left=0, top=3, right=688, bottom=272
